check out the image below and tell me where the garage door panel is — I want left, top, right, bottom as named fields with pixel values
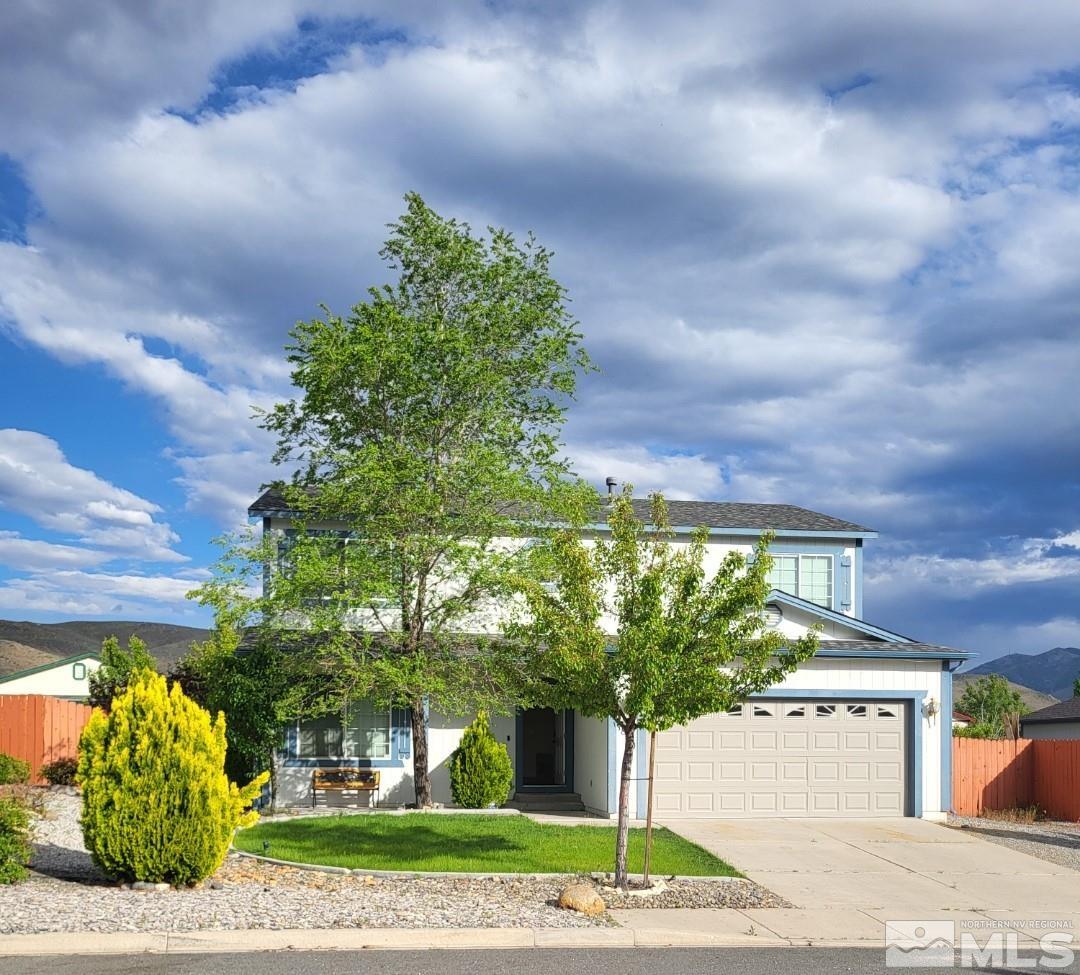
left=652, top=698, right=909, bottom=819
left=686, top=762, right=713, bottom=781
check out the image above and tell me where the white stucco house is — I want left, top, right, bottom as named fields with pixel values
left=0, top=650, right=100, bottom=700
left=250, top=489, right=971, bottom=820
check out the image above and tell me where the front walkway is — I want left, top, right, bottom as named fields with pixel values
left=648, top=816, right=1080, bottom=944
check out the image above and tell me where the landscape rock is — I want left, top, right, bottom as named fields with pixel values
left=2, top=792, right=790, bottom=934
left=557, top=882, right=606, bottom=916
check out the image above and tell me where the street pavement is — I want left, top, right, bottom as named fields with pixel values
left=5, top=948, right=1079, bottom=975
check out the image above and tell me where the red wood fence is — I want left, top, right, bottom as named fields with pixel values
left=0, top=695, right=93, bottom=784
left=953, top=737, right=1080, bottom=821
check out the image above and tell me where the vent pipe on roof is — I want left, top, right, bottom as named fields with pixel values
left=605, top=476, right=618, bottom=496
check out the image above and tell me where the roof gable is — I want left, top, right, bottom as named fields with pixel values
left=0, top=651, right=100, bottom=684
left=767, top=590, right=910, bottom=643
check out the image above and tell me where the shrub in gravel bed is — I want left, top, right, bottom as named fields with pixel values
left=78, top=671, right=268, bottom=886
left=0, top=753, right=30, bottom=786
left=0, top=796, right=32, bottom=884
left=41, top=758, right=78, bottom=787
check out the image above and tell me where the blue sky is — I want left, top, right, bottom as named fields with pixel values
left=1, top=1, right=1079, bottom=664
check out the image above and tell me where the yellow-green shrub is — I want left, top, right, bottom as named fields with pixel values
left=77, top=671, right=267, bottom=885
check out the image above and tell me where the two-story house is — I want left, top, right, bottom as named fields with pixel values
left=250, top=489, right=970, bottom=820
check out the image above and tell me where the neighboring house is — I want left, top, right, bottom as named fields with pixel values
left=0, top=647, right=100, bottom=701
left=250, top=489, right=972, bottom=820
left=1021, top=699, right=1080, bottom=740
left=952, top=710, right=974, bottom=729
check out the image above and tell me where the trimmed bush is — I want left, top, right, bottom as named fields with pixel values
left=0, top=753, right=30, bottom=786
left=449, top=711, right=513, bottom=808
left=78, top=671, right=268, bottom=886
left=41, top=758, right=79, bottom=786
left=0, top=796, right=32, bottom=884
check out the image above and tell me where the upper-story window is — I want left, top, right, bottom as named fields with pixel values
left=767, top=554, right=833, bottom=608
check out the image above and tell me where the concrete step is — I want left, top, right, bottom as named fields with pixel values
left=506, top=792, right=587, bottom=812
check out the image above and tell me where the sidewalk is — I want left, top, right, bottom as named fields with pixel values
left=4, top=907, right=1076, bottom=955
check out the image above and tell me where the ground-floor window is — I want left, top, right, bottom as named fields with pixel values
left=295, top=701, right=392, bottom=759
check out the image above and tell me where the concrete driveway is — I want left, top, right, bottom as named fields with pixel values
left=663, top=817, right=1080, bottom=915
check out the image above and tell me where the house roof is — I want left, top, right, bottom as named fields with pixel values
left=248, top=488, right=875, bottom=536
left=814, top=639, right=971, bottom=660
left=0, top=650, right=100, bottom=684
left=1021, top=697, right=1080, bottom=725
left=953, top=710, right=974, bottom=722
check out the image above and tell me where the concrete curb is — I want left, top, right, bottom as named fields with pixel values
left=230, top=848, right=746, bottom=883
left=0, top=927, right=884, bottom=956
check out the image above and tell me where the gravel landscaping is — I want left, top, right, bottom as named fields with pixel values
left=0, top=793, right=786, bottom=933
left=949, top=814, right=1080, bottom=873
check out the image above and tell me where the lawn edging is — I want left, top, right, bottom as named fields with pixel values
left=230, top=847, right=749, bottom=883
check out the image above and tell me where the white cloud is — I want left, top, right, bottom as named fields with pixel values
left=0, top=531, right=110, bottom=571
left=867, top=530, right=1080, bottom=596
left=569, top=444, right=726, bottom=500
left=0, top=569, right=204, bottom=618
left=1, top=2, right=1080, bottom=645
left=0, top=428, right=184, bottom=562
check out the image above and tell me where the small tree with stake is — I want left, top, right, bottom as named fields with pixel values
left=508, top=488, right=819, bottom=888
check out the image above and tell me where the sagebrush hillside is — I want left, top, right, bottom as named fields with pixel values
left=0, top=620, right=209, bottom=677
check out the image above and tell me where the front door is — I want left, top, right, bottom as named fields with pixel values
left=518, top=708, right=571, bottom=790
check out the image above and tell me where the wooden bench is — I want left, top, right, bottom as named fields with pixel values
left=312, top=768, right=380, bottom=809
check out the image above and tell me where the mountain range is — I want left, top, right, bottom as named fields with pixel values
left=963, top=646, right=1080, bottom=704
left=0, top=619, right=210, bottom=679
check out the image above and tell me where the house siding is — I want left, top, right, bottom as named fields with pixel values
left=1023, top=721, right=1080, bottom=740
left=0, top=656, right=99, bottom=699
left=276, top=710, right=516, bottom=808
left=574, top=712, right=610, bottom=816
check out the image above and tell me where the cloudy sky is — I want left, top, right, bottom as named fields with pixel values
left=0, top=1, right=1078, bottom=663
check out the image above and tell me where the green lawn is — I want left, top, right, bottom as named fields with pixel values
left=233, top=813, right=739, bottom=876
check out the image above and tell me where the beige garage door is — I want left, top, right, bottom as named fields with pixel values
left=653, top=698, right=907, bottom=817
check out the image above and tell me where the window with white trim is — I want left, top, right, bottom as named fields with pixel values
left=767, top=554, right=834, bottom=608
left=296, top=701, right=392, bottom=759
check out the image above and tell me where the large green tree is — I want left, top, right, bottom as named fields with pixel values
left=196, top=193, right=591, bottom=807
left=170, top=615, right=291, bottom=791
left=508, top=489, right=820, bottom=888
left=956, top=674, right=1028, bottom=738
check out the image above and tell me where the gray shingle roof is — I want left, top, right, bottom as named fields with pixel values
left=1021, top=697, right=1080, bottom=725
left=249, top=488, right=873, bottom=534
left=816, top=639, right=958, bottom=654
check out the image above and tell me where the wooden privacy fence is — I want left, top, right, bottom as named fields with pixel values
left=953, top=737, right=1080, bottom=821
left=0, top=695, right=92, bottom=783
